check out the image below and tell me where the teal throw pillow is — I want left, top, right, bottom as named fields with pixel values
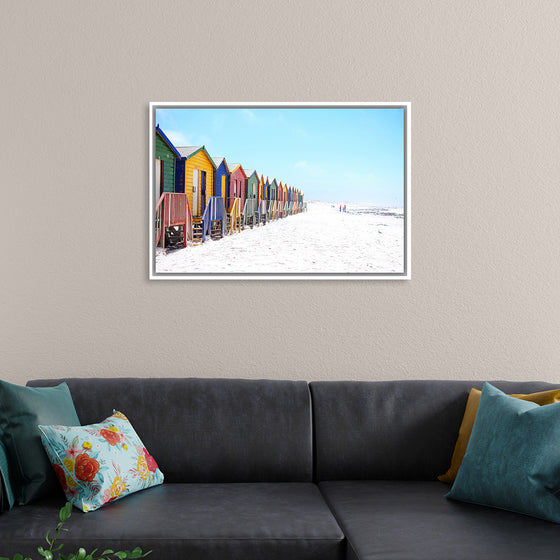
left=0, top=439, right=15, bottom=511
left=39, top=411, right=164, bottom=512
left=446, top=381, right=560, bottom=523
left=0, top=380, right=80, bottom=504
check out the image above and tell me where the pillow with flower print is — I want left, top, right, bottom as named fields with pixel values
left=38, top=411, right=163, bottom=512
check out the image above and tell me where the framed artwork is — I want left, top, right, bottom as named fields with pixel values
left=149, top=102, right=410, bottom=280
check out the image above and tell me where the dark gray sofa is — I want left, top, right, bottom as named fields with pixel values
left=1, top=378, right=560, bottom=560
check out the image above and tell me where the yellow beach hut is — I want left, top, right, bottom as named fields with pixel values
left=175, top=146, right=216, bottom=218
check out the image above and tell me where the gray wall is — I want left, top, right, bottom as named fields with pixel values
left=3, top=1, right=559, bottom=384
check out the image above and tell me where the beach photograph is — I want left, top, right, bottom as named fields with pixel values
left=150, top=103, right=410, bottom=279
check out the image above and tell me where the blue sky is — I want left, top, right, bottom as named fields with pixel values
left=155, top=106, right=405, bottom=206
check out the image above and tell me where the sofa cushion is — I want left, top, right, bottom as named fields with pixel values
left=39, top=411, right=164, bottom=512
left=309, top=380, right=559, bottom=480
left=0, top=380, right=80, bottom=504
left=27, top=378, right=313, bottom=483
left=446, top=382, right=560, bottom=523
left=320, top=480, right=560, bottom=560
left=438, top=386, right=560, bottom=484
left=0, top=483, right=345, bottom=560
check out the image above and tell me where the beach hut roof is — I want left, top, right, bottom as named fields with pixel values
left=229, top=163, right=247, bottom=178
left=177, top=146, right=201, bottom=158
left=176, top=145, right=217, bottom=168
left=155, top=125, right=181, bottom=158
left=244, top=169, right=255, bottom=177
left=211, top=156, right=230, bottom=172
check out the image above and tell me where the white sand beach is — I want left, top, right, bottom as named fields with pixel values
left=155, top=201, right=404, bottom=274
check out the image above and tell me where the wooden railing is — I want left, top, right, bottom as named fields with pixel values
left=201, top=196, right=226, bottom=241
left=155, top=192, right=192, bottom=249
left=243, top=198, right=257, bottom=225
left=227, top=197, right=242, bottom=234
left=267, top=200, right=277, bottom=221
left=258, top=200, right=267, bottom=225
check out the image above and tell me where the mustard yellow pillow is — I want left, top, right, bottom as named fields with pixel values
left=438, top=387, right=560, bottom=484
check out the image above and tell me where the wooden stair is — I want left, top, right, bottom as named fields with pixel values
left=210, top=220, right=223, bottom=240
left=192, top=218, right=203, bottom=245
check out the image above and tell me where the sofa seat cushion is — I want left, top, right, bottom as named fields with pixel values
left=319, top=481, right=560, bottom=560
left=0, top=483, right=344, bottom=560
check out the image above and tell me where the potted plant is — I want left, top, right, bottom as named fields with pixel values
left=0, top=502, right=151, bottom=560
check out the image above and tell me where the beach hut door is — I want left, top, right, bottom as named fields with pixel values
left=193, top=169, right=199, bottom=215
left=156, top=159, right=163, bottom=197
left=200, top=170, right=206, bottom=212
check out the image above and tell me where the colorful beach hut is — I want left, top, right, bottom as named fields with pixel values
left=212, top=157, right=230, bottom=200
left=244, top=169, right=259, bottom=228
left=268, top=178, right=278, bottom=220
left=175, top=145, right=221, bottom=243
left=278, top=181, right=284, bottom=218
left=155, top=125, right=180, bottom=197
left=283, top=184, right=290, bottom=216
left=154, top=126, right=192, bottom=249
left=175, top=145, right=216, bottom=216
left=227, top=164, right=247, bottom=233
left=257, top=174, right=267, bottom=225
left=263, top=175, right=271, bottom=203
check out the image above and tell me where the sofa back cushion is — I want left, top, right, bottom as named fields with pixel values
left=309, top=380, right=559, bottom=481
left=27, top=378, right=313, bottom=483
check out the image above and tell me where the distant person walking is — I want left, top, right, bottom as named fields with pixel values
left=343, top=205, right=347, bottom=213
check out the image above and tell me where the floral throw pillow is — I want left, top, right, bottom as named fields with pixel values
left=38, top=411, right=164, bottom=512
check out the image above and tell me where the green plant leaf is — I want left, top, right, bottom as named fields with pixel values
left=100, top=552, right=114, bottom=556
left=14, top=554, right=23, bottom=560
left=114, top=553, right=127, bottom=559
left=39, top=549, right=53, bottom=560
left=64, top=502, right=73, bottom=519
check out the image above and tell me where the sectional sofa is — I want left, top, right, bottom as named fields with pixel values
left=2, top=377, right=560, bottom=560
